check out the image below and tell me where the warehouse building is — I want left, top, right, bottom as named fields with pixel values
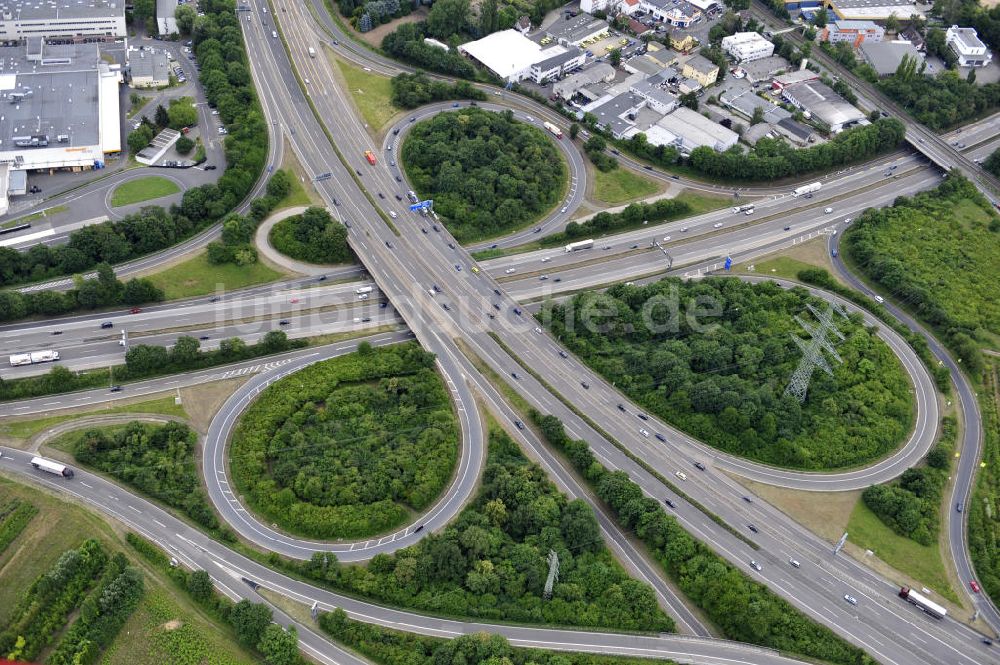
left=859, top=40, right=924, bottom=76
left=157, top=0, right=178, bottom=36
left=820, top=20, right=884, bottom=46
left=651, top=106, right=739, bottom=153
left=0, top=41, right=120, bottom=213
left=825, top=0, right=922, bottom=21
left=0, top=0, right=127, bottom=42
left=129, top=49, right=171, bottom=88
left=458, top=29, right=585, bottom=83
left=721, top=32, right=774, bottom=62
left=543, top=13, right=609, bottom=47
left=779, top=79, right=866, bottom=132
left=946, top=25, right=993, bottom=67
left=553, top=62, right=615, bottom=100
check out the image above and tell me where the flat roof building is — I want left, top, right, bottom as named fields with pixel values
left=553, top=62, right=615, bottom=99
left=826, top=0, right=923, bottom=21
left=737, top=54, right=790, bottom=84
left=654, top=106, right=739, bottom=153
left=779, top=79, right=866, bottom=133
left=640, top=0, right=703, bottom=28
left=544, top=13, right=609, bottom=46
left=0, top=0, right=126, bottom=42
left=681, top=53, right=718, bottom=87
left=157, top=0, right=178, bottom=35
left=129, top=49, right=171, bottom=88
left=629, top=77, right=679, bottom=114
left=721, top=32, right=775, bottom=62
left=946, top=25, right=992, bottom=67
left=820, top=20, right=884, bottom=46
left=859, top=40, right=924, bottom=76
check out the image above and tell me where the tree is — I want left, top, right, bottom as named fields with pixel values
left=133, top=0, right=154, bottom=23
left=751, top=105, right=765, bottom=125
left=167, top=98, right=198, bottom=130
left=266, top=169, right=293, bottom=200
left=479, top=0, right=498, bottom=36
left=229, top=600, right=273, bottom=647
left=171, top=335, right=201, bottom=364
left=884, top=13, right=899, bottom=34
left=426, top=0, right=470, bottom=40
left=175, top=136, right=195, bottom=154
left=569, top=122, right=580, bottom=140
left=257, top=624, right=300, bottom=665
left=679, top=92, right=699, bottom=110
left=125, top=344, right=170, bottom=374
left=127, top=126, right=154, bottom=154
left=155, top=104, right=170, bottom=129
left=609, top=48, right=622, bottom=67
left=812, top=8, right=828, bottom=27
left=175, top=4, right=196, bottom=33
left=187, top=570, right=213, bottom=604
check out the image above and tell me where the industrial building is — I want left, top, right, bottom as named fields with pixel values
left=543, top=13, right=609, bottom=47
left=0, top=0, right=127, bottom=42
left=819, top=20, right=884, bottom=46
left=824, top=0, right=923, bottom=21
left=640, top=0, right=703, bottom=28
left=629, top=77, right=679, bottom=113
left=649, top=106, right=739, bottom=153
left=0, top=41, right=121, bottom=214
left=157, top=0, right=178, bottom=36
left=553, top=63, right=615, bottom=100
left=859, top=40, right=924, bottom=76
left=737, top=55, right=790, bottom=84
left=721, top=32, right=774, bottom=62
left=458, top=29, right=585, bottom=83
left=680, top=53, right=718, bottom=87
left=129, top=49, right=171, bottom=88
left=779, top=79, right=866, bottom=133
left=945, top=25, right=992, bottom=67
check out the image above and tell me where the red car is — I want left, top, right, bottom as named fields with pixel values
left=289, top=298, right=300, bottom=304
left=130, top=307, right=142, bottom=314
left=970, top=580, right=981, bottom=593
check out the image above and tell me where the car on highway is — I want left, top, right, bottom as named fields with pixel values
left=644, top=165, right=653, bottom=171
left=534, top=327, right=543, bottom=334
left=389, top=211, right=398, bottom=219
left=511, top=371, right=520, bottom=379
left=385, top=241, right=393, bottom=248
left=109, top=385, right=123, bottom=392
left=454, top=264, right=462, bottom=271
left=515, top=420, right=525, bottom=430
left=101, top=321, right=114, bottom=329
left=744, top=209, right=754, bottom=216
left=395, top=175, right=402, bottom=182
left=662, top=236, right=671, bottom=241
left=831, top=249, right=838, bottom=257
left=783, top=225, right=791, bottom=231
left=432, top=225, right=440, bottom=231
left=539, top=275, right=548, bottom=281
left=743, top=496, right=753, bottom=503
left=414, top=525, right=424, bottom=532
left=378, top=192, right=385, bottom=199
left=198, top=335, right=210, bottom=340
left=493, top=303, right=501, bottom=310
left=824, top=207, right=833, bottom=213
left=448, top=242, right=455, bottom=249
left=395, top=194, right=402, bottom=201
left=205, top=165, right=217, bottom=170
left=789, top=559, right=801, bottom=568
left=617, top=403, right=626, bottom=412
left=513, top=308, right=523, bottom=315
left=654, top=433, right=666, bottom=443
left=747, top=524, right=759, bottom=533
left=560, top=206, right=567, bottom=213
left=441, top=303, right=451, bottom=311
left=637, top=413, right=648, bottom=421
left=844, top=594, right=858, bottom=606
left=713, top=222, right=723, bottom=228
left=580, top=381, right=589, bottom=389
left=664, top=498, right=676, bottom=508
left=130, top=307, right=142, bottom=314
left=639, top=428, right=650, bottom=437
left=984, top=638, right=993, bottom=646
left=694, top=461, right=706, bottom=471
left=971, top=580, right=981, bottom=593
left=874, top=295, right=885, bottom=304
left=541, top=256, right=551, bottom=262
left=675, top=471, right=687, bottom=481
left=956, top=502, right=963, bottom=513
left=493, top=288, right=502, bottom=295
left=504, top=268, right=516, bottom=274
left=750, top=560, right=762, bottom=571
left=279, top=320, right=290, bottom=325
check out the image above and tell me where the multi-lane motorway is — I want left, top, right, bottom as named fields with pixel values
left=1, top=1, right=998, bottom=663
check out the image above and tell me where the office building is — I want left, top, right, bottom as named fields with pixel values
left=820, top=20, right=884, bottom=47
left=859, top=40, right=923, bottom=76
left=681, top=53, right=718, bottom=86
left=0, top=0, right=126, bottom=42
left=129, top=49, right=171, bottom=88
left=721, top=32, right=775, bottom=62
left=945, top=25, right=992, bottom=67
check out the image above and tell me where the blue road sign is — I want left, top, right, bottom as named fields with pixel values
left=724, top=256, right=732, bottom=271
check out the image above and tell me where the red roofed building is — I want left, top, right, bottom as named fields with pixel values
left=628, top=18, right=650, bottom=36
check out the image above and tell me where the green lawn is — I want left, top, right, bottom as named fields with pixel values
left=591, top=167, right=662, bottom=205
left=111, top=176, right=182, bottom=207
left=0, top=396, right=187, bottom=441
left=146, top=251, right=286, bottom=300
left=332, top=53, right=398, bottom=131
left=748, top=256, right=817, bottom=281
left=674, top=189, right=734, bottom=215
left=847, top=499, right=959, bottom=603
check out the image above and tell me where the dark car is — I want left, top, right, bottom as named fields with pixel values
left=448, top=242, right=455, bottom=249
left=199, top=335, right=210, bottom=340
left=355, top=168, right=362, bottom=176
left=279, top=320, right=290, bottom=325
left=378, top=192, right=385, bottom=199
left=511, top=371, right=520, bottom=379
left=385, top=241, right=393, bottom=248
left=513, top=307, right=522, bottom=315
left=101, top=321, right=114, bottom=329
left=664, top=498, right=676, bottom=509
left=442, top=303, right=451, bottom=311
left=655, top=433, right=666, bottom=443
left=395, top=194, right=402, bottom=201
left=51, top=330, right=63, bottom=335
left=637, top=413, right=649, bottom=421
left=318, top=275, right=327, bottom=281
left=747, top=524, right=759, bottom=533
left=617, top=403, right=626, bottom=412
left=432, top=225, right=440, bottom=231
left=493, top=303, right=501, bottom=310
left=581, top=381, right=590, bottom=389
left=409, top=117, right=416, bottom=122
left=205, top=165, right=217, bottom=170
left=515, top=420, right=525, bottom=430
left=559, top=351, right=568, bottom=358
left=493, top=288, right=501, bottom=296
left=670, top=175, right=680, bottom=180
left=644, top=165, right=653, bottom=171
left=743, top=496, right=753, bottom=503
left=414, top=524, right=424, bottom=532
left=395, top=175, right=402, bottom=182
left=109, top=385, right=123, bottom=392
left=393, top=128, right=400, bottom=135
left=362, top=317, right=372, bottom=322
left=783, top=225, right=791, bottom=231
left=694, top=462, right=706, bottom=471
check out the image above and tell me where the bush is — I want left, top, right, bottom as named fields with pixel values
left=269, top=207, right=353, bottom=264
left=541, top=277, right=913, bottom=469
left=390, top=72, right=487, bottom=109
left=175, top=136, right=195, bottom=154
left=553, top=197, right=691, bottom=246
left=230, top=342, right=459, bottom=539
left=403, top=109, right=566, bottom=241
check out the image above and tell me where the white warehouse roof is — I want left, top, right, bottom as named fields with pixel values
left=459, top=30, right=543, bottom=81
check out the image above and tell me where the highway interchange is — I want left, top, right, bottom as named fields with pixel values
left=1, top=1, right=999, bottom=664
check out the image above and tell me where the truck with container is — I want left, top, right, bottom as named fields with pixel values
left=792, top=182, right=821, bottom=197
left=364, top=150, right=377, bottom=165
left=564, top=239, right=594, bottom=253
left=543, top=121, right=563, bottom=139
left=30, top=456, right=74, bottom=478
left=9, top=350, right=60, bottom=367
left=308, top=46, right=316, bottom=57
left=898, top=587, right=947, bottom=619
left=732, top=204, right=754, bottom=213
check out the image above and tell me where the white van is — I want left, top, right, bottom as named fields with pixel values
left=272, top=30, right=278, bottom=38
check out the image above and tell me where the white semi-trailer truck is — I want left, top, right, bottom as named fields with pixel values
left=564, top=239, right=594, bottom=253
left=30, top=456, right=74, bottom=478
left=9, top=350, right=60, bottom=366
left=792, top=182, right=821, bottom=197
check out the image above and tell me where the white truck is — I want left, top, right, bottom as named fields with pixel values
left=355, top=286, right=373, bottom=295
left=898, top=587, right=947, bottom=619
left=30, top=456, right=74, bottom=478
left=564, top=239, right=594, bottom=253
left=9, top=350, right=60, bottom=367
left=308, top=46, right=316, bottom=58
left=732, top=204, right=754, bottom=213
left=792, top=182, right=821, bottom=197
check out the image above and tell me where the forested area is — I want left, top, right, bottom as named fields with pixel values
left=550, top=198, right=692, bottom=246
left=0, top=539, right=143, bottom=664
left=0, top=331, right=304, bottom=403
left=205, top=169, right=299, bottom=267
left=127, top=533, right=304, bottom=665
left=289, top=426, right=673, bottom=632
left=541, top=278, right=913, bottom=469
left=70, top=422, right=232, bottom=539
left=0, top=0, right=266, bottom=289
left=320, top=609, right=680, bottom=665
left=862, top=418, right=955, bottom=545
left=878, top=56, right=1000, bottom=130
left=985, top=146, right=1000, bottom=178
left=532, top=413, right=874, bottom=665
left=843, top=174, right=1000, bottom=375
left=390, top=73, right=486, bottom=109
left=269, top=206, right=354, bottom=265
left=382, top=23, right=478, bottom=78
left=231, top=342, right=459, bottom=539
left=403, top=109, right=566, bottom=241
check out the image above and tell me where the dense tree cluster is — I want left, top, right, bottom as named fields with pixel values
left=390, top=73, right=486, bottom=109
left=843, top=174, right=998, bottom=375
left=541, top=278, right=913, bottom=469
left=0, top=0, right=266, bottom=290
left=583, top=135, right=618, bottom=172
left=0, top=261, right=163, bottom=323
left=269, top=206, right=354, bottom=265
left=231, top=342, right=459, bottom=539
left=207, top=168, right=296, bottom=266
left=0, top=499, right=37, bottom=556
left=71, top=422, right=229, bottom=537
left=984, top=146, right=1000, bottom=178
left=382, top=23, right=477, bottom=78
left=878, top=57, right=1000, bottom=130
left=291, top=427, right=673, bottom=632
left=321, top=610, right=682, bottom=665
left=533, top=414, right=874, bottom=665
left=403, top=109, right=566, bottom=241
left=556, top=198, right=691, bottom=245
left=969, top=360, right=1000, bottom=607
left=862, top=418, right=955, bottom=545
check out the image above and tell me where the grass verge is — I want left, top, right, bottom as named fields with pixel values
left=145, top=250, right=286, bottom=299
left=330, top=53, right=398, bottom=131
left=591, top=167, right=662, bottom=205
left=0, top=396, right=187, bottom=442
left=110, top=176, right=181, bottom=207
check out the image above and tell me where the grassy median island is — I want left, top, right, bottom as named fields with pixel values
left=287, top=423, right=674, bottom=632
left=402, top=109, right=567, bottom=242
left=110, top=176, right=181, bottom=207
left=590, top=166, right=662, bottom=205
left=146, top=250, right=285, bottom=299
left=542, top=277, right=914, bottom=470
left=268, top=206, right=354, bottom=265
left=230, top=342, right=458, bottom=540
